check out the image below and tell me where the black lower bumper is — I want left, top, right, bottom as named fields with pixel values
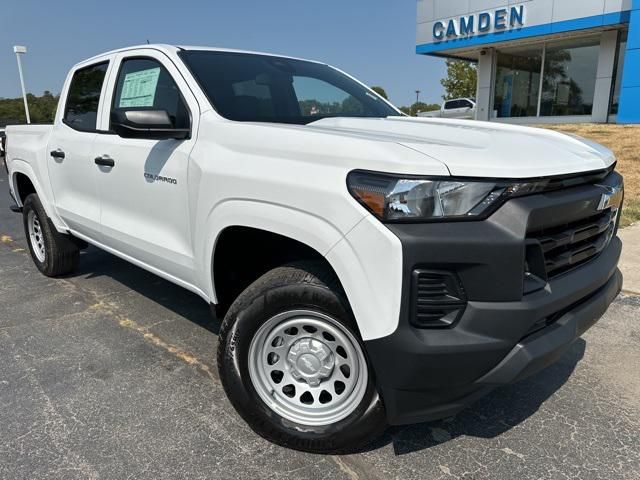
left=476, top=268, right=621, bottom=386
left=367, top=240, right=622, bottom=426
left=364, top=175, right=624, bottom=426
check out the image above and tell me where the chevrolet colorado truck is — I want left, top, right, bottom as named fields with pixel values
left=4, top=45, right=624, bottom=453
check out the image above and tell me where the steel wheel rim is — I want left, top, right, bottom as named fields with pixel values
left=27, top=210, right=46, bottom=262
left=248, top=310, right=368, bottom=426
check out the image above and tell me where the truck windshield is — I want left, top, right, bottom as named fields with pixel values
left=179, top=50, right=401, bottom=125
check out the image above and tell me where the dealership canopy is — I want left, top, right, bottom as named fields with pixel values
left=416, top=0, right=640, bottom=124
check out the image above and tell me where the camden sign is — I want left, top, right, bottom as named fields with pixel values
left=433, top=4, right=526, bottom=41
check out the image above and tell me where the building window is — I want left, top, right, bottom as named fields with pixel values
left=610, top=30, right=628, bottom=115
left=492, top=34, right=602, bottom=119
left=540, top=37, right=600, bottom=117
left=493, top=48, right=543, bottom=118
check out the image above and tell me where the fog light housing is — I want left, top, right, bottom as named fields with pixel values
left=410, top=270, right=467, bottom=329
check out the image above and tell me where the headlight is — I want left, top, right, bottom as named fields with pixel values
left=347, top=171, right=544, bottom=222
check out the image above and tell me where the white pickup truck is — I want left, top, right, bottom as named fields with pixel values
left=5, top=45, right=624, bottom=453
left=418, top=97, right=476, bottom=119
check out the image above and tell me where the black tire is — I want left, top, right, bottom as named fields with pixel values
left=22, top=193, right=79, bottom=277
left=217, top=261, right=387, bottom=454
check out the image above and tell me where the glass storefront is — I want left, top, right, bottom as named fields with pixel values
left=492, top=35, right=602, bottom=119
left=610, top=30, right=628, bottom=115
left=493, top=48, right=542, bottom=118
left=540, top=38, right=600, bottom=116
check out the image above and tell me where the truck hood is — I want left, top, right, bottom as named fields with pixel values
left=307, top=117, right=616, bottom=178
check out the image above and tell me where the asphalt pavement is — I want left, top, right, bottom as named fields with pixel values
left=1, top=171, right=639, bottom=480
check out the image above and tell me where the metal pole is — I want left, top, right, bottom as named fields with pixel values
left=14, top=46, right=31, bottom=124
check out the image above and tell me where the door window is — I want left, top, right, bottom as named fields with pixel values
left=63, top=62, right=109, bottom=131
left=111, top=58, right=190, bottom=129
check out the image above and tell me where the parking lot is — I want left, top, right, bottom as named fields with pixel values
left=1, top=172, right=639, bottom=480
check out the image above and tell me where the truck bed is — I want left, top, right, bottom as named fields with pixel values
left=6, top=125, right=53, bottom=164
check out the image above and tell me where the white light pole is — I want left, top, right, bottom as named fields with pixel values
left=13, top=45, right=31, bottom=124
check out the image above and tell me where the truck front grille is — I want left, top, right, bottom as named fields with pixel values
left=528, top=209, right=617, bottom=279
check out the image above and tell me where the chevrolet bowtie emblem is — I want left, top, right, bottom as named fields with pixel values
left=596, top=184, right=624, bottom=211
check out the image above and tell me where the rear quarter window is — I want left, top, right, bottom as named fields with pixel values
left=63, top=62, right=109, bottom=132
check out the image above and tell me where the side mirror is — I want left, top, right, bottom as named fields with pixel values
left=111, top=109, right=190, bottom=140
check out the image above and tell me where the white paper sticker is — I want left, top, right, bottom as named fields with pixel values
left=119, top=67, right=161, bottom=108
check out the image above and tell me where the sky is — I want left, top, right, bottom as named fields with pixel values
left=0, top=0, right=446, bottom=108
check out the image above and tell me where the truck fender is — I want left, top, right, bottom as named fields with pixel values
left=201, top=199, right=350, bottom=298
left=200, top=199, right=403, bottom=341
left=10, top=160, right=67, bottom=231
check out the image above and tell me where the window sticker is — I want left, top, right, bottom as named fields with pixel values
left=119, top=67, right=161, bottom=107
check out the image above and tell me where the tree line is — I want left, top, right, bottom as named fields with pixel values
left=0, top=91, right=59, bottom=126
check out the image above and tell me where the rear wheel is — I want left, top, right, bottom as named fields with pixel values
left=217, top=261, right=386, bottom=453
left=22, top=194, right=79, bottom=277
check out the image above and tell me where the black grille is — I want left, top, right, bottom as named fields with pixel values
left=528, top=209, right=616, bottom=279
left=411, top=270, right=467, bottom=328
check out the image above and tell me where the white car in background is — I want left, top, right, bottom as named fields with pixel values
left=419, top=97, right=476, bottom=119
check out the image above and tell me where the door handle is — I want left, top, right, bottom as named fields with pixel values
left=50, top=149, right=65, bottom=160
left=94, top=155, right=115, bottom=168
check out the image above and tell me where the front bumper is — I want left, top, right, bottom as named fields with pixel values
left=364, top=173, right=623, bottom=425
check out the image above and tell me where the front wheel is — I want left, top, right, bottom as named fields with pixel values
left=217, top=261, right=386, bottom=453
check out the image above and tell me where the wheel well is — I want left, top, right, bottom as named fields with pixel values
left=213, top=226, right=337, bottom=316
left=14, top=173, right=36, bottom=204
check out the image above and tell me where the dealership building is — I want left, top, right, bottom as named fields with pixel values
left=416, top=0, right=640, bottom=124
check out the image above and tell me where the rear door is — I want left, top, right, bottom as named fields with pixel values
left=442, top=100, right=462, bottom=118
left=92, top=50, right=199, bottom=284
left=47, top=61, right=111, bottom=237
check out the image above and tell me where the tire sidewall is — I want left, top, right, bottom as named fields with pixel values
left=219, top=281, right=386, bottom=453
left=22, top=194, right=51, bottom=274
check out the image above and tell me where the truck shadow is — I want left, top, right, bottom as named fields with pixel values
left=365, top=339, right=586, bottom=456
left=74, top=247, right=585, bottom=457
left=76, top=247, right=221, bottom=335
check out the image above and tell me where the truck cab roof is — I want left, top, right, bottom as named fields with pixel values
left=76, top=44, right=325, bottom=70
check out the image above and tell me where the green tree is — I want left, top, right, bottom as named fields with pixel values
left=0, top=91, right=60, bottom=125
left=342, top=96, right=364, bottom=115
left=399, top=102, right=441, bottom=116
left=410, top=102, right=430, bottom=116
left=441, top=59, right=477, bottom=100
left=370, top=86, right=388, bottom=100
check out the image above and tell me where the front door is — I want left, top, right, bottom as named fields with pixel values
left=92, top=52, right=198, bottom=284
